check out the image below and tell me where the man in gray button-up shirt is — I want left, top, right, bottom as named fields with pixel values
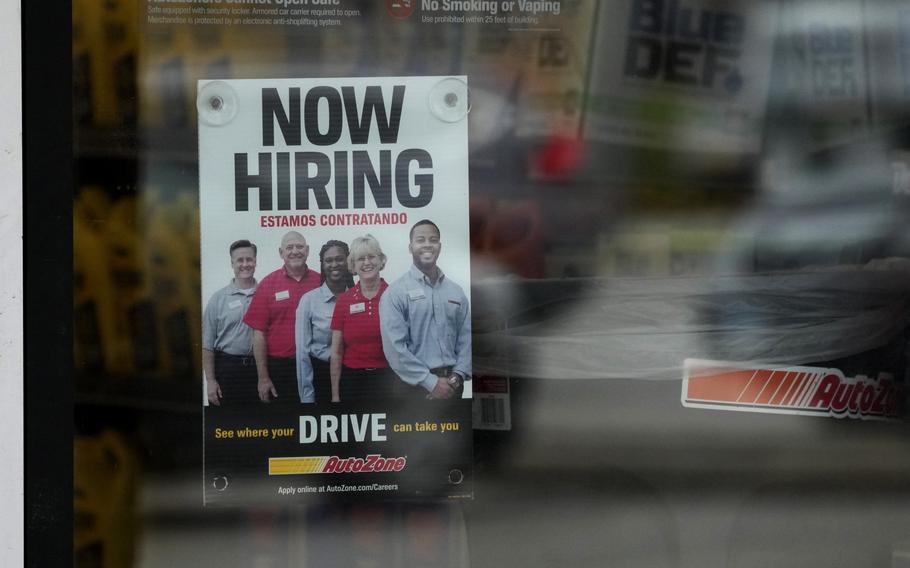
left=202, top=240, right=258, bottom=405
left=380, top=220, right=471, bottom=399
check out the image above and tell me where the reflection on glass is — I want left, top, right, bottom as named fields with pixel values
left=74, top=1, right=910, bottom=565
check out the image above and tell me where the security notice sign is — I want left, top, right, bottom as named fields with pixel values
left=199, top=76, right=473, bottom=504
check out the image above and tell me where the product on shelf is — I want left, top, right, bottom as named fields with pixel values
left=74, top=430, right=138, bottom=568
left=105, top=195, right=161, bottom=375
left=142, top=190, right=202, bottom=379
left=82, top=0, right=138, bottom=128
left=74, top=192, right=116, bottom=374
left=72, top=0, right=94, bottom=126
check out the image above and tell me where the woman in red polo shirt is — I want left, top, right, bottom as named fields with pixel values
left=329, top=234, right=395, bottom=401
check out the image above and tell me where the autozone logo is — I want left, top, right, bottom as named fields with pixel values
left=269, top=454, right=407, bottom=476
left=682, top=359, right=902, bottom=420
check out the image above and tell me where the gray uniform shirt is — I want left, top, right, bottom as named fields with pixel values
left=202, top=279, right=257, bottom=355
left=379, top=264, right=471, bottom=392
left=294, top=282, right=337, bottom=402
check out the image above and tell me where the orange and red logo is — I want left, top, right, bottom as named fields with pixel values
left=682, top=359, right=901, bottom=420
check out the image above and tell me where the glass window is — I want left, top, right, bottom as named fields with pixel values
left=70, top=1, right=910, bottom=566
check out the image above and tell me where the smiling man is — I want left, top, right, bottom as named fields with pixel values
left=380, top=219, right=472, bottom=400
left=243, top=231, right=321, bottom=404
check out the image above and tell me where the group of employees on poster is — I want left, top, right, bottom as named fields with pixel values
left=202, top=220, right=471, bottom=406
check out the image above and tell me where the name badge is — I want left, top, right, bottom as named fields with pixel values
left=275, top=290, right=290, bottom=301
left=408, top=289, right=425, bottom=300
left=350, top=302, right=366, bottom=314
left=228, top=299, right=243, bottom=309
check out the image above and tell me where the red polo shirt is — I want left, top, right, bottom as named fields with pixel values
left=331, top=280, right=389, bottom=369
left=243, top=266, right=321, bottom=357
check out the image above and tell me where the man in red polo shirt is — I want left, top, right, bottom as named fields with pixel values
left=244, top=231, right=321, bottom=404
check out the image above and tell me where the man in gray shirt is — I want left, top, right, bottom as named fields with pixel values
left=202, top=239, right=258, bottom=405
left=380, top=220, right=471, bottom=400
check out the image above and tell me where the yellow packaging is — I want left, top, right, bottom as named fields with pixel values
left=73, top=0, right=95, bottom=126
left=74, top=211, right=116, bottom=374
left=86, top=0, right=139, bottom=127
left=105, top=196, right=160, bottom=375
left=74, top=431, right=138, bottom=568
left=142, top=192, right=201, bottom=379
left=75, top=185, right=112, bottom=233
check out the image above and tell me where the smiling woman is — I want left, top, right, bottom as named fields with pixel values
left=329, top=234, right=395, bottom=402
left=294, top=240, right=353, bottom=403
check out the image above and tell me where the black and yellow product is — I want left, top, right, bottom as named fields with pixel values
left=74, top=430, right=138, bottom=568
left=75, top=185, right=112, bottom=233
left=143, top=196, right=201, bottom=379
left=73, top=0, right=95, bottom=126
left=74, top=209, right=116, bottom=375
left=86, top=0, right=139, bottom=127
left=105, top=196, right=160, bottom=375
